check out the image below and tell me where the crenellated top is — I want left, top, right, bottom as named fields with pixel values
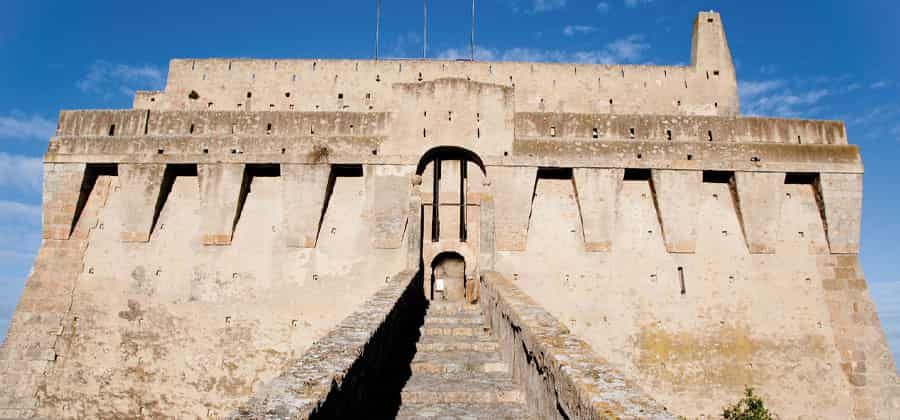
left=133, top=11, right=737, bottom=118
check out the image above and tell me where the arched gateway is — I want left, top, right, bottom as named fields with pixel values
left=416, top=146, right=486, bottom=303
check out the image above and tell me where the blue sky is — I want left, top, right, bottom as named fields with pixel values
left=1, top=1, right=898, bottom=363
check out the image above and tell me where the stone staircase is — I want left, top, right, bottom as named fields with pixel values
left=396, top=301, right=532, bottom=419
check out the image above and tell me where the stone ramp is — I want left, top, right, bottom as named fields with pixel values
left=397, top=301, right=533, bottom=419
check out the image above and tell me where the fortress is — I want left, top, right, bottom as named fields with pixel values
left=1, top=11, right=899, bottom=419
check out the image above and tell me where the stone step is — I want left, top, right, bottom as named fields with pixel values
left=416, top=335, right=501, bottom=353
left=411, top=350, right=508, bottom=374
left=401, top=372, right=525, bottom=405
left=423, top=314, right=486, bottom=326
left=426, top=302, right=483, bottom=316
left=421, top=324, right=491, bottom=337
left=396, top=402, right=532, bottom=419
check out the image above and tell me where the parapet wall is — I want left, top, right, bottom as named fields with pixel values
left=233, top=270, right=425, bottom=419
left=479, top=271, right=672, bottom=419
left=135, top=12, right=736, bottom=117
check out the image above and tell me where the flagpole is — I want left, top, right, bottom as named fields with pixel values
left=471, top=0, right=476, bottom=60
left=423, top=0, right=428, bottom=58
left=375, top=0, right=381, bottom=60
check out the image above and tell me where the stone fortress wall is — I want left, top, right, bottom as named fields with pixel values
left=1, top=11, right=898, bottom=419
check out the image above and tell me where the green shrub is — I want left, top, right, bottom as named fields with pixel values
left=722, top=386, right=775, bottom=420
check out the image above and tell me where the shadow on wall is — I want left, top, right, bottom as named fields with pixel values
left=309, top=272, right=428, bottom=419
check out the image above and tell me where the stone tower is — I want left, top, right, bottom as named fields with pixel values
left=1, top=11, right=898, bottom=419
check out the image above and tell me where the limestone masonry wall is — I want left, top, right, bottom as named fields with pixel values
left=1, top=10, right=898, bottom=419
left=134, top=13, right=735, bottom=117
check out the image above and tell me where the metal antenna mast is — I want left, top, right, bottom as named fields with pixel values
left=470, top=0, right=476, bottom=60
left=423, top=0, right=428, bottom=58
left=375, top=0, right=381, bottom=60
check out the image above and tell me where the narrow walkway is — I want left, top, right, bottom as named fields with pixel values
left=397, top=301, right=532, bottom=419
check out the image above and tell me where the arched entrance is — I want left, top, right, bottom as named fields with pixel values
left=416, top=146, right=486, bottom=303
left=430, top=252, right=466, bottom=301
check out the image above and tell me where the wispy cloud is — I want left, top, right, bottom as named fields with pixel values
left=739, top=79, right=831, bottom=117
left=563, top=25, right=598, bottom=37
left=0, top=200, right=41, bottom=223
left=533, top=0, right=566, bottom=12
left=0, top=112, right=55, bottom=141
left=759, top=64, right=778, bottom=75
left=436, top=46, right=497, bottom=62
left=870, top=80, right=892, bottom=90
left=596, top=2, right=610, bottom=14
left=0, top=199, right=42, bottom=282
left=870, top=280, right=900, bottom=367
left=624, top=0, right=653, bottom=8
left=604, top=35, right=650, bottom=61
left=77, top=60, right=165, bottom=99
left=439, top=34, right=650, bottom=65
left=0, top=153, right=42, bottom=193
left=505, top=0, right=567, bottom=13
left=387, top=31, right=422, bottom=59
left=844, top=104, right=900, bottom=143
left=738, top=80, right=784, bottom=98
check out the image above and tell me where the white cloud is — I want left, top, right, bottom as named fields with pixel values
left=533, top=0, right=566, bottom=12
left=563, top=25, right=598, bottom=37
left=739, top=79, right=831, bottom=117
left=624, top=0, right=653, bottom=8
left=439, top=34, right=650, bottom=65
left=388, top=31, right=422, bottom=59
left=0, top=112, right=55, bottom=141
left=437, top=46, right=498, bottom=61
left=0, top=201, right=42, bottom=260
left=596, top=2, right=610, bottom=14
left=604, top=35, right=650, bottom=61
left=738, top=80, right=784, bottom=98
left=759, top=64, right=778, bottom=75
left=0, top=153, right=42, bottom=193
left=77, top=60, right=165, bottom=99
left=845, top=104, right=900, bottom=127
left=870, top=280, right=900, bottom=369
left=0, top=200, right=41, bottom=223
left=870, top=80, right=891, bottom=90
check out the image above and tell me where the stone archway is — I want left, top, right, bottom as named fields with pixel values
left=416, top=146, right=486, bottom=303
left=415, top=146, right=486, bottom=244
left=430, top=251, right=466, bottom=302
